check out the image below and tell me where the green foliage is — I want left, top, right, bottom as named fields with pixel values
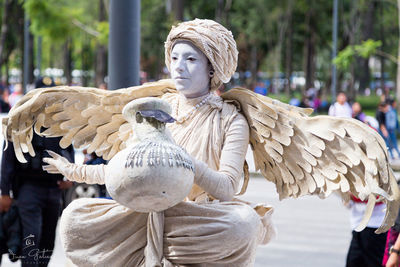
left=24, top=0, right=75, bottom=41
left=141, top=0, right=172, bottom=79
left=333, top=39, right=382, bottom=71
left=333, top=46, right=355, bottom=71
left=97, top=21, right=109, bottom=46
left=354, top=39, right=382, bottom=58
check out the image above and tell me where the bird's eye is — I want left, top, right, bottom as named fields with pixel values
left=135, top=112, right=143, bottom=123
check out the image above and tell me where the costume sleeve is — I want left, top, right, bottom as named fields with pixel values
left=63, top=164, right=106, bottom=185
left=1, top=142, right=16, bottom=196
left=193, top=113, right=249, bottom=201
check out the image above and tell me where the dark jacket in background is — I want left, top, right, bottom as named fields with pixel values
left=1, top=133, right=74, bottom=198
left=0, top=204, right=21, bottom=262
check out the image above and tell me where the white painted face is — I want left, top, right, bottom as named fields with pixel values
left=170, top=41, right=211, bottom=98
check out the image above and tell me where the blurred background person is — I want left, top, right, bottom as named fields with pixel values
left=328, top=92, right=352, bottom=118
left=352, top=102, right=366, bottom=122
left=385, top=98, right=400, bottom=160
left=0, top=76, right=75, bottom=267
left=346, top=100, right=387, bottom=267
left=8, top=83, right=23, bottom=108
left=0, top=87, right=10, bottom=113
left=99, top=83, right=108, bottom=90
left=376, top=102, right=392, bottom=159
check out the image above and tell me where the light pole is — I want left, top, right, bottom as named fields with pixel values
left=23, top=12, right=29, bottom=93
left=331, top=0, right=338, bottom=100
left=108, top=0, right=141, bottom=90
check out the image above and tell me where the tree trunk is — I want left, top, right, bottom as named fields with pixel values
left=0, top=0, right=12, bottom=67
left=304, top=7, right=316, bottom=93
left=95, top=0, right=107, bottom=87
left=215, top=0, right=224, bottom=23
left=358, top=0, right=376, bottom=92
left=284, top=0, right=294, bottom=96
left=28, top=32, right=34, bottom=84
left=347, top=0, right=360, bottom=100
left=249, top=45, right=257, bottom=89
left=49, top=44, right=55, bottom=68
left=95, top=45, right=107, bottom=87
left=18, top=3, right=24, bottom=85
left=5, top=59, right=9, bottom=86
left=82, top=39, right=89, bottom=87
left=172, top=0, right=184, bottom=21
left=380, top=2, right=386, bottom=96
left=63, top=38, right=72, bottom=85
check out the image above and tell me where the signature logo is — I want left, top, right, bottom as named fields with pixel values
left=9, top=234, right=53, bottom=262
left=23, top=234, right=35, bottom=249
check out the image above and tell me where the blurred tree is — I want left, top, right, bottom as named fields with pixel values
left=215, top=0, right=232, bottom=26
left=0, top=0, right=23, bottom=85
left=0, top=0, right=12, bottom=70
left=340, top=0, right=362, bottom=100
left=334, top=39, right=382, bottom=70
left=141, top=0, right=172, bottom=81
left=357, top=0, right=377, bottom=92
left=0, top=0, right=396, bottom=98
left=284, top=0, right=294, bottom=96
left=95, top=0, right=107, bottom=87
left=64, top=37, right=72, bottom=85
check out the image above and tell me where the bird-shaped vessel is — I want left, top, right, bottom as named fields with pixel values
left=105, top=97, right=194, bottom=212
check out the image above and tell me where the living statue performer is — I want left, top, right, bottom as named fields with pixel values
left=2, top=19, right=400, bottom=266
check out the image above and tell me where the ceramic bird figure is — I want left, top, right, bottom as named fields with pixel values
left=105, top=97, right=194, bottom=212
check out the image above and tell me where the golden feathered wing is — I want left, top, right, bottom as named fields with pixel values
left=2, top=79, right=176, bottom=163
left=221, top=88, right=400, bottom=234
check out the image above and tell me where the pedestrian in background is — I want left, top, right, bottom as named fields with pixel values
left=328, top=92, right=352, bottom=118
left=352, top=102, right=367, bottom=122
left=376, top=102, right=392, bottom=158
left=344, top=101, right=387, bottom=267
left=385, top=98, right=400, bottom=160
left=0, top=77, right=74, bottom=267
left=8, top=83, right=23, bottom=108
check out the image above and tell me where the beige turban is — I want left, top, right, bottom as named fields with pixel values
left=165, top=19, right=238, bottom=90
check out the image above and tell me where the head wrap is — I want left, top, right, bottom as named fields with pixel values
left=165, top=19, right=238, bottom=90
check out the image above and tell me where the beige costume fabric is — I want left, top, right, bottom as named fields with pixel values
left=59, top=93, right=274, bottom=267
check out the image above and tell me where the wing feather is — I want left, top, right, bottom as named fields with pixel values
left=3, top=79, right=176, bottom=161
left=222, top=87, right=400, bottom=233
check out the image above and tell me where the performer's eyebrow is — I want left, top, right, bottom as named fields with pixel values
left=171, top=51, right=199, bottom=57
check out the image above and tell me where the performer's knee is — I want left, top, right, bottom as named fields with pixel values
left=224, top=205, right=260, bottom=248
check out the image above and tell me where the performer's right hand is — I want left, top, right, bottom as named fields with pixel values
left=0, top=195, right=12, bottom=212
left=42, top=150, right=71, bottom=176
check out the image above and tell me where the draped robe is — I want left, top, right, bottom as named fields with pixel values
left=60, top=93, right=274, bottom=267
